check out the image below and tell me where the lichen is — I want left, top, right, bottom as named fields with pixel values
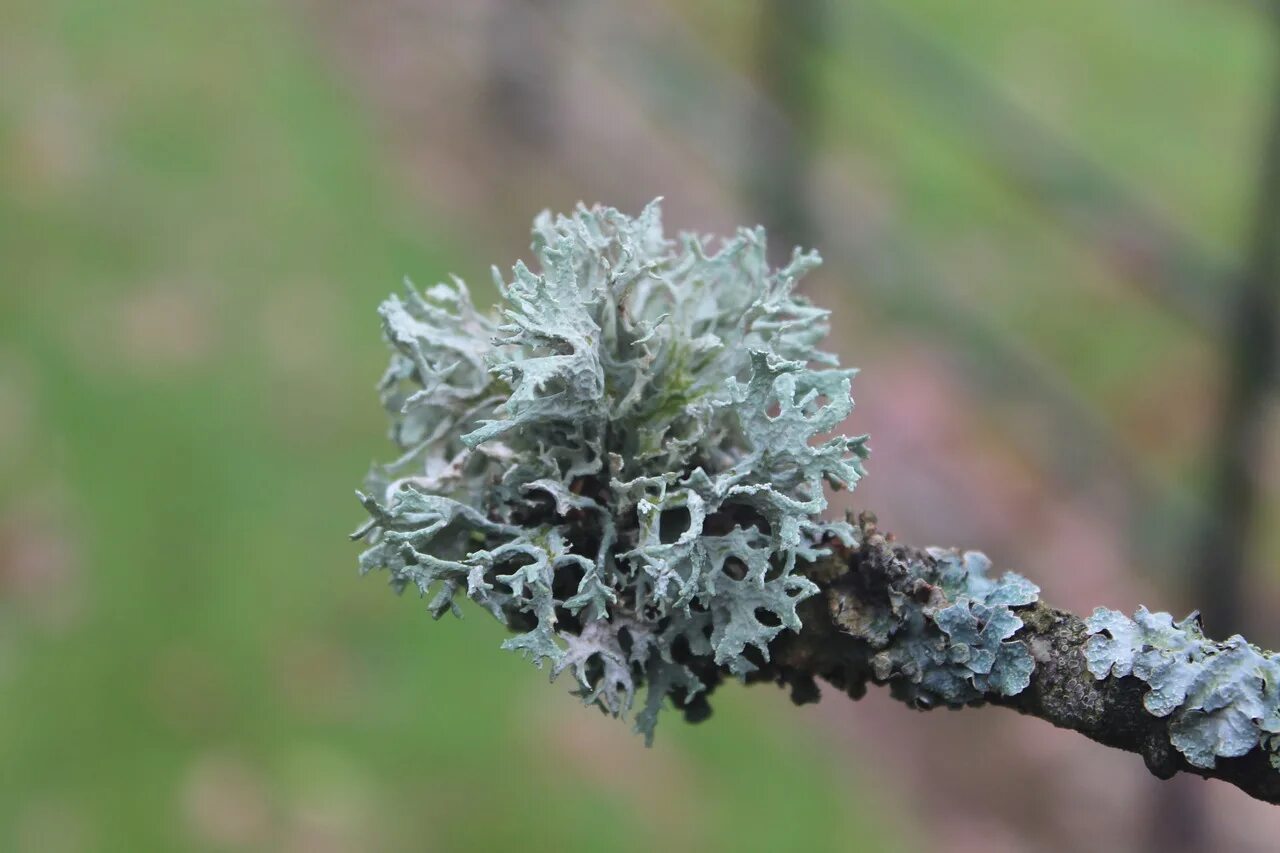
left=353, top=200, right=868, bottom=741
left=834, top=544, right=1040, bottom=708
left=1085, top=607, right=1280, bottom=769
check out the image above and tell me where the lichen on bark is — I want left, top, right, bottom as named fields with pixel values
left=353, top=200, right=866, bottom=741
left=351, top=202, right=1280, bottom=805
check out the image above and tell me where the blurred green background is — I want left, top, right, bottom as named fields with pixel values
left=4, top=0, right=1280, bottom=850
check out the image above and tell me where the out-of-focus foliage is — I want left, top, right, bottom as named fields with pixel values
left=1086, top=607, right=1280, bottom=769
left=357, top=201, right=867, bottom=740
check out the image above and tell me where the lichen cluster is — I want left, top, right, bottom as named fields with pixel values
left=833, top=543, right=1040, bottom=707
left=353, top=200, right=868, bottom=740
left=1086, top=607, right=1280, bottom=770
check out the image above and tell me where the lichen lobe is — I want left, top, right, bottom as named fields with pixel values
left=354, top=200, right=868, bottom=740
left=827, top=526, right=1041, bottom=709
left=1084, top=606, right=1280, bottom=771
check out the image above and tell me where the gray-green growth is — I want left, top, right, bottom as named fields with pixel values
left=882, top=550, right=1038, bottom=705
left=353, top=200, right=867, bottom=740
left=833, top=545, right=1040, bottom=707
left=1085, top=607, right=1280, bottom=770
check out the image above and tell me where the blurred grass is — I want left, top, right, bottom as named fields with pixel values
left=816, top=0, right=1268, bottom=446
left=0, top=0, right=908, bottom=850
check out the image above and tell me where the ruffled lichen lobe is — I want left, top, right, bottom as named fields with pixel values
left=353, top=200, right=868, bottom=740
left=1085, top=607, right=1280, bottom=771
left=825, top=521, right=1040, bottom=708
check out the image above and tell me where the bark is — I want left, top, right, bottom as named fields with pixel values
left=747, top=513, right=1280, bottom=806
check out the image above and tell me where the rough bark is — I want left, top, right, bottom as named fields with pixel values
left=747, top=513, right=1280, bottom=805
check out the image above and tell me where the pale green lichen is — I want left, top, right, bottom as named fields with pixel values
left=353, top=200, right=868, bottom=741
left=1085, top=607, right=1280, bottom=770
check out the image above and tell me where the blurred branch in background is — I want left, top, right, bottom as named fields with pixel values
left=841, top=1, right=1228, bottom=337
left=486, top=0, right=563, bottom=150
left=1151, top=11, right=1280, bottom=850
left=746, top=0, right=825, bottom=262
left=1191, top=22, right=1280, bottom=645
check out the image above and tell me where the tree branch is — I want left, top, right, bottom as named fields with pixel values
left=748, top=513, right=1280, bottom=805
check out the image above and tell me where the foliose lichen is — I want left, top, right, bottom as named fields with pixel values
left=836, top=544, right=1039, bottom=707
left=352, top=200, right=868, bottom=741
left=1085, top=607, right=1280, bottom=770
